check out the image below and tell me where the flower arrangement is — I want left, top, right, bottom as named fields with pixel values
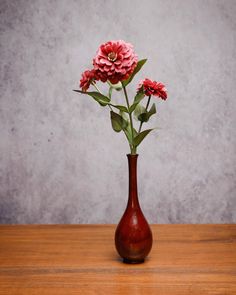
left=74, top=40, right=167, bottom=155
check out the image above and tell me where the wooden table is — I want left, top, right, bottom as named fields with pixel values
left=0, top=225, right=236, bottom=294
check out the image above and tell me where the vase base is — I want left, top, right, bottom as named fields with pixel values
left=123, top=258, right=145, bottom=264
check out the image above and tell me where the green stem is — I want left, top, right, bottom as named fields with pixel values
left=92, top=82, right=101, bottom=93
left=138, top=95, right=151, bottom=133
left=122, top=83, right=136, bottom=154
left=92, top=82, right=112, bottom=111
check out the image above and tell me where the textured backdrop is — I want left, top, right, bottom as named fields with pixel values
left=0, top=0, right=236, bottom=224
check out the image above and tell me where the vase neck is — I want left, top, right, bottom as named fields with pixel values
left=127, top=154, right=140, bottom=209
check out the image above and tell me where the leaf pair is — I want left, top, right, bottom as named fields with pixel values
left=111, top=90, right=145, bottom=114
left=110, top=110, right=153, bottom=148
left=138, top=103, right=156, bottom=122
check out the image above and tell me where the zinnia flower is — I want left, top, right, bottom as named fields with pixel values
left=138, top=78, right=167, bottom=100
left=93, top=40, right=138, bottom=84
left=79, top=69, right=97, bottom=92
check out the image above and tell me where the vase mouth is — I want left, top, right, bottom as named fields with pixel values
left=127, top=154, right=139, bottom=158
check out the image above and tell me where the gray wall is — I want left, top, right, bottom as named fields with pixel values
left=0, top=0, right=236, bottom=224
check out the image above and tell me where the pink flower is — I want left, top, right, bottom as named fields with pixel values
left=79, top=69, right=97, bottom=92
left=138, top=78, right=167, bottom=100
left=93, top=40, right=138, bottom=84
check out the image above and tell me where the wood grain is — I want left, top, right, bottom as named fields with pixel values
left=0, top=225, right=236, bottom=294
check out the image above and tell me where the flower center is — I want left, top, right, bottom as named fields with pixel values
left=107, top=52, right=117, bottom=62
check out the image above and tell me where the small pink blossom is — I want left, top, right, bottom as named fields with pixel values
left=93, top=40, right=138, bottom=84
left=138, top=78, right=167, bottom=100
left=79, top=69, right=97, bottom=92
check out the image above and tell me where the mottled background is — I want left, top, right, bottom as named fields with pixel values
left=0, top=0, right=236, bottom=224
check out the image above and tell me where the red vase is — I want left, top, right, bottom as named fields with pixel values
left=115, top=154, right=153, bottom=263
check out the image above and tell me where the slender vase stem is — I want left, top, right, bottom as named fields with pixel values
left=127, top=154, right=140, bottom=209
left=122, top=83, right=136, bottom=154
left=138, top=95, right=151, bottom=133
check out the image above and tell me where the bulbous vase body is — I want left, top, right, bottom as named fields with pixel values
left=115, top=154, right=153, bottom=263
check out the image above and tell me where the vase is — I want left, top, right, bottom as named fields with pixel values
left=115, top=154, right=153, bottom=263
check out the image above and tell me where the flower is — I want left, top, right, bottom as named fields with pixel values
left=79, top=69, right=97, bottom=92
left=138, top=78, right=167, bottom=100
left=93, top=40, right=138, bottom=84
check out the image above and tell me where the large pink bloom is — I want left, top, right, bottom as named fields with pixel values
left=138, top=78, right=167, bottom=100
left=93, top=40, right=138, bottom=84
left=79, top=69, right=97, bottom=92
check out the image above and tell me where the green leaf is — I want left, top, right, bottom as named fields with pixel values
left=110, top=111, right=128, bottom=132
left=110, top=105, right=129, bottom=113
left=129, top=91, right=145, bottom=113
left=119, top=111, right=129, bottom=123
left=138, top=103, right=156, bottom=122
left=73, top=90, right=110, bottom=106
left=134, top=89, right=145, bottom=104
left=129, top=103, right=137, bottom=113
left=134, top=104, right=146, bottom=121
left=119, top=110, right=128, bottom=120
left=122, top=59, right=147, bottom=87
left=133, top=129, right=153, bottom=147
